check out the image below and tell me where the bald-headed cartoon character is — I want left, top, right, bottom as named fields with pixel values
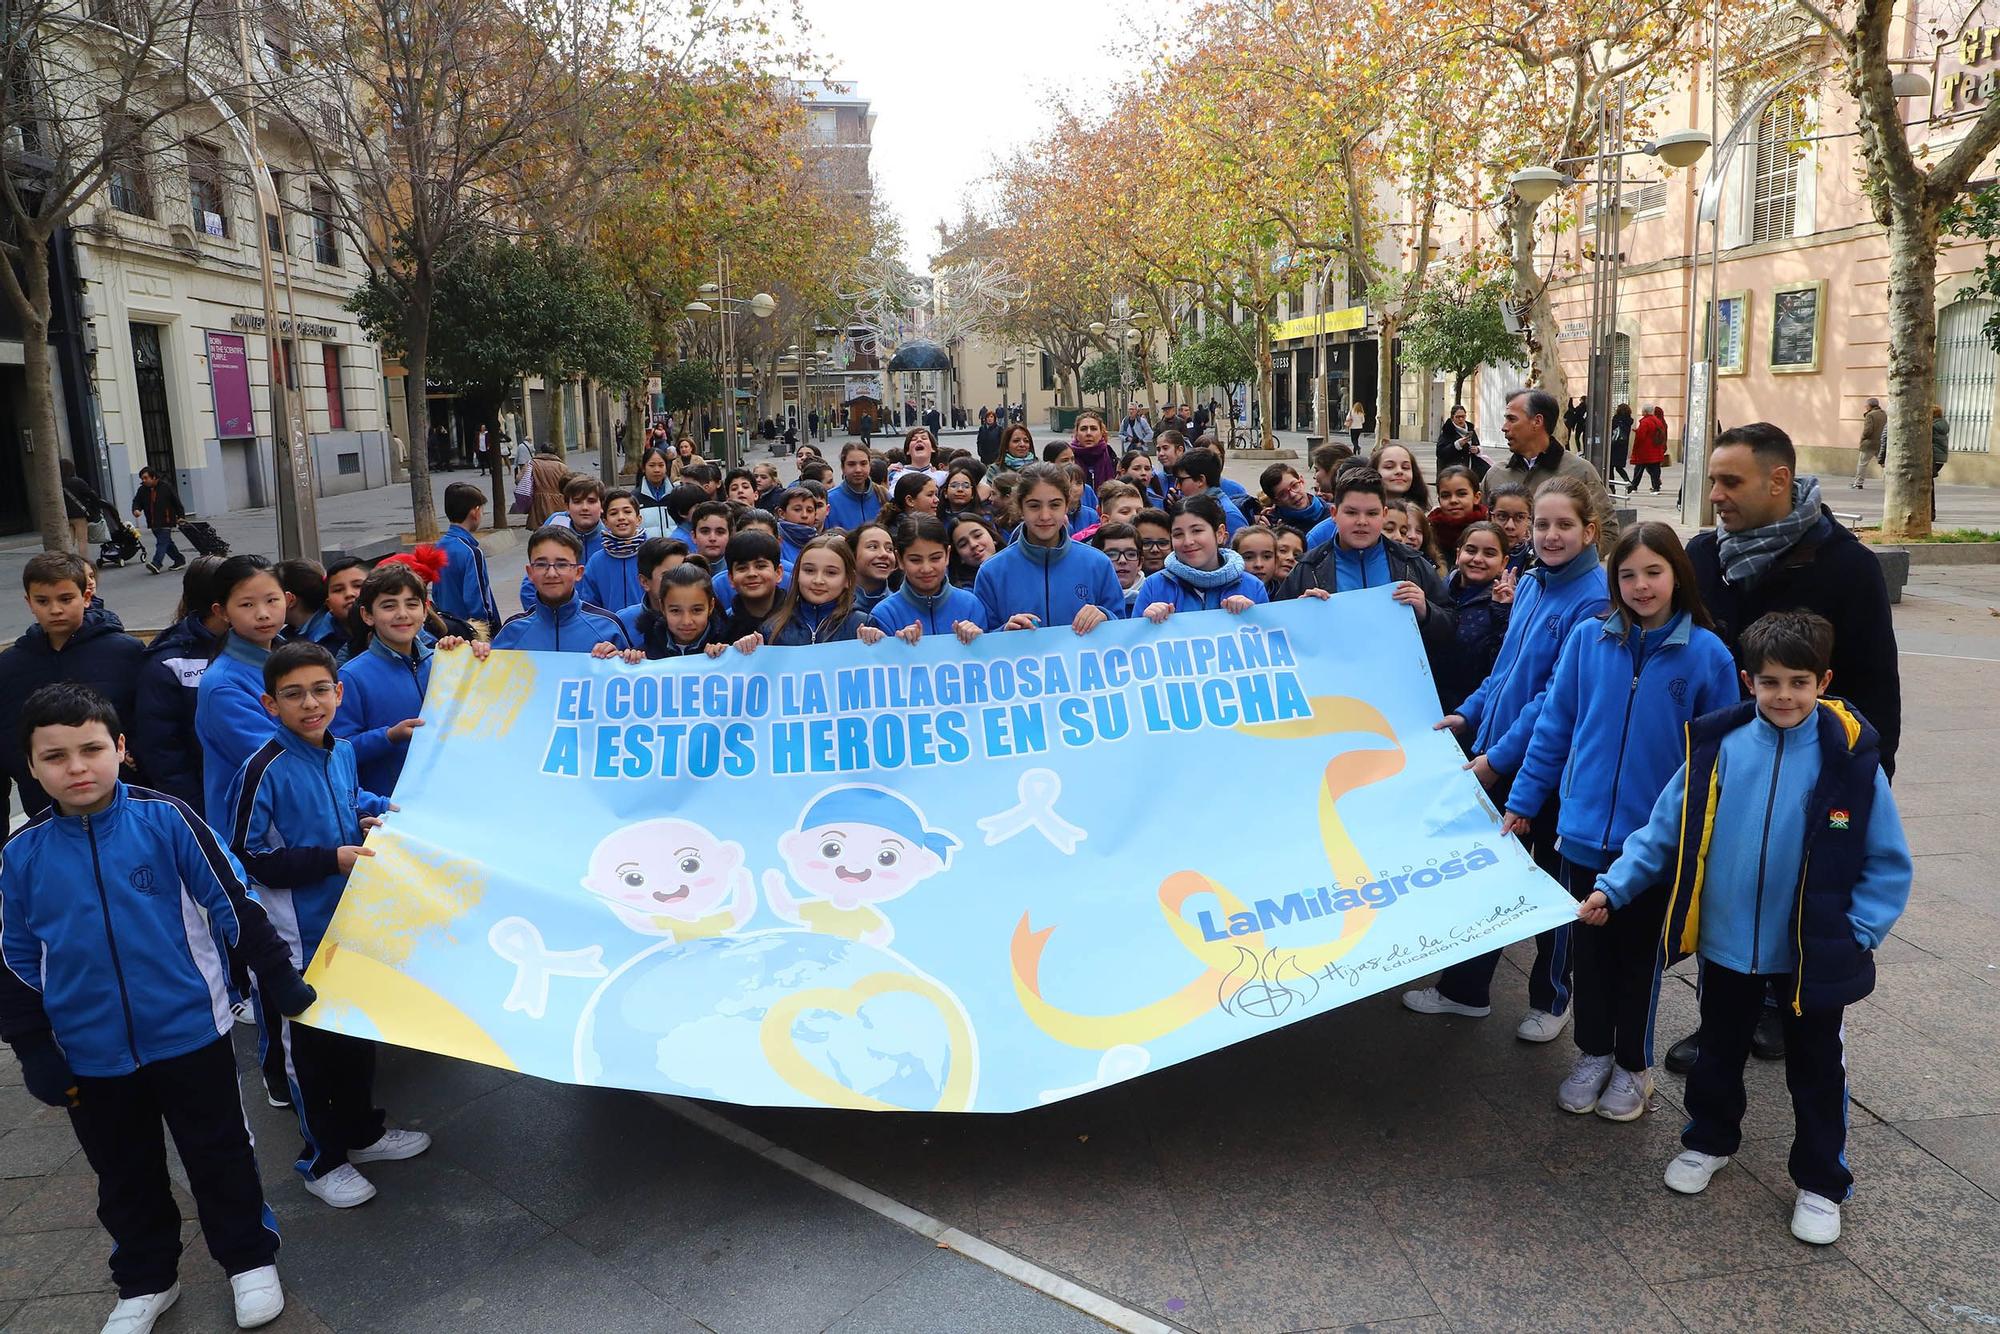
left=582, top=818, right=754, bottom=939
left=763, top=786, right=960, bottom=947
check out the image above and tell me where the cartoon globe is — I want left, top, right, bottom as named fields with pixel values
left=573, top=931, right=975, bottom=1111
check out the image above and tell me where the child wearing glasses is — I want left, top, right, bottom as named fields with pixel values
left=491, top=526, right=630, bottom=652
left=1088, top=522, right=1146, bottom=614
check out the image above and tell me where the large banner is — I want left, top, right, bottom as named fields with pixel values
left=301, top=590, right=1575, bottom=1112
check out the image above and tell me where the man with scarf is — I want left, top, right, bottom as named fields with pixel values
left=1659, top=420, right=1902, bottom=1074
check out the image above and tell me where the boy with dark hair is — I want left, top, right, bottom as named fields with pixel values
left=687, top=500, right=733, bottom=566
left=132, top=557, right=228, bottom=810
left=493, top=527, right=629, bottom=652
left=228, top=643, right=427, bottom=1210
left=2, top=682, right=312, bottom=1330
left=1132, top=508, right=1173, bottom=577
left=436, top=482, right=499, bottom=628
left=0, top=552, right=146, bottom=824
left=614, top=537, right=691, bottom=643
left=1170, top=449, right=1247, bottom=532
left=664, top=482, right=709, bottom=548
left=1580, top=610, right=1911, bottom=1245
left=723, top=467, right=759, bottom=506
left=1274, top=468, right=1457, bottom=667
left=520, top=477, right=608, bottom=612
left=717, top=531, right=785, bottom=640
left=773, top=486, right=824, bottom=568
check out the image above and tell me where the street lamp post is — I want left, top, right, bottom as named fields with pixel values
left=684, top=254, right=774, bottom=470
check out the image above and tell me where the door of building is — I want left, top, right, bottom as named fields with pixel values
left=129, top=323, right=177, bottom=478
left=1936, top=297, right=1996, bottom=457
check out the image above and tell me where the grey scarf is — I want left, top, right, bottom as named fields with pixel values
left=1717, top=477, right=1823, bottom=586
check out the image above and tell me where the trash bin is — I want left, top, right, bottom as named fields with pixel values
left=1052, top=406, right=1081, bottom=435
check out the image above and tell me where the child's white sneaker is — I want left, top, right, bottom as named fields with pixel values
left=1664, top=1149, right=1731, bottom=1194
left=303, top=1162, right=377, bottom=1208
left=1791, top=1190, right=1842, bottom=1244
left=349, top=1127, right=431, bottom=1163
left=1595, top=1066, right=1654, bottom=1122
left=101, top=1284, right=180, bottom=1334
left=1401, top=986, right=1490, bottom=1018
left=1516, top=1007, right=1572, bottom=1042
left=1557, top=1052, right=1615, bottom=1113
left=229, top=1265, right=285, bottom=1328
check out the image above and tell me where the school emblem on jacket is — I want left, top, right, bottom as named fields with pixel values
left=129, top=867, right=157, bottom=895
left=1074, top=582, right=1090, bottom=602
left=1828, top=808, right=1851, bottom=830
left=1668, top=677, right=1688, bottom=706
left=1542, top=614, right=1562, bottom=639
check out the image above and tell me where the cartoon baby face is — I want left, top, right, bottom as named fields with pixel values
left=582, top=819, right=745, bottom=920
left=777, top=823, right=946, bottom=908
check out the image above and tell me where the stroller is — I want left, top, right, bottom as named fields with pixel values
left=177, top=518, right=231, bottom=558
left=96, top=507, right=146, bottom=568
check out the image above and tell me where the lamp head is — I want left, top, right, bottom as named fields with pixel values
left=748, top=292, right=777, bottom=319
left=1508, top=166, right=1569, bottom=205
left=698, top=283, right=720, bottom=294
left=1088, top=321, right=1107, bottom=336
left=1646, top=129, right=1712, bottom=169
left=684, top=301, right=713, bottom=313
left=1891, top=69, right=1932, bottom=98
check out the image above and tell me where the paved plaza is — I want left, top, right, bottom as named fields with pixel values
left=3, top=451, right=1999, bottom=1332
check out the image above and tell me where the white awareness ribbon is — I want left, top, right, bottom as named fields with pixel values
left=487, top=916, right=608, bottom=1020
left=976, top=767, right=1087, bottom=854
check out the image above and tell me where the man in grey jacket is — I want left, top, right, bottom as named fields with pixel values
left=1854, top=396, right=1886, bottom=489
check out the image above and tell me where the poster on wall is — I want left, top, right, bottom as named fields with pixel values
left=205, top=331, right=254, bottom=437
left=1769, top=282, right=1824, bottom=373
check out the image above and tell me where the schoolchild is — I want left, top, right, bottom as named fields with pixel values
left=870, top=516, right=990, bottom=643
left=614, top=537, right=691, bottom=643
left=1136, top=495, right=1269, bottom=619
left=1433, top=521, right=1511, bottom=713
left=723, top=467, right=760, bottom=509
left=716, top=530, right=788, bottom=642
left=1170, top=449, right=1244, bottom=533
left=1089, top=522, right=1145, bottom=612
left=1487, top=481, right=1535, bottom=574
left=1122, top=449, right=1169, bottom=508
left=1580, top=611, right=1911, bottom=1245
left=973, top=463, right=1126, bottom=635
left=949, top=515, right=1001, bottom=589
left=1430, top=464, right=1488, bottom=559
left=1058, top=463, right=1101, bottom=535
left=516, top=476, right=607, bottom=612
left=686, top=500, right=733, bottom=569
left=1273, top=528, right=1306, bottom=582
left=195, top=556, right=295, bottom=827
left=878, top=472, right=939, bottom=534
left=435, top=482, right=500, bottom=629
left=1231, top=525, right=1280, bottom=593
left=1408, top=475, right=1610, bottom=1040
left=773, top=485, right=824, bottom=568
left=1401, top=499, right=1443, bottom=572
left=131, top=556, right=228, bottom=810
left=2, top=683, right=310, bottom=1331
left=633, top=449, right=675, bottom=535
left=578, top=489, right=647, bottom=613
left=1092, top=480, right=1145, bottom=531
left=712, top=512, right=790, bottom=614
left=1132, top=508, right=1173, bottom=577
left=827, top=442, right=885, bottom=531
left=0, top=552, right=147, bottom=823
left=1505, top=523, right=1739, bottom=1120
left=939, top=460, right=988, bottom=530
left=277, top=559, right=345, bottom=653
left=229, top=642, right=430, bottom=1209
left=334, top=562, right=467, bottom=796
left=1259, top=462, right=1328, bottom=538
left=846, top=520, right=898, bottom=615
left=492, top=527, right=628, bottom=653
left=732, top=534, right=886, bottom=651
left=632, top=563, right=727, bottom=659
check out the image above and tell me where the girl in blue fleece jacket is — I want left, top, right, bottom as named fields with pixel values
left=1503, top=523, right=1739, bottom=1120
left=732, top=535, right=887, bottom=652
left=973, top=463, right=1125, bottom=635
left=1135, top=495, right=1268, bottom=619
left=1406, top=476, right=1610, bottom=1040
left=194, top=556, right=294, bottom=829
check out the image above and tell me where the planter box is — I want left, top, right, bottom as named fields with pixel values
left=1870, top=540, right=2000, bottom=567
left=1870, top=546, right=1909, bottom=604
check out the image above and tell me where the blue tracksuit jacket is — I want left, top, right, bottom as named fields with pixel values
left=517, top=521, right=603, bottom=612
left=580, top=547, right=643, bottom=614
left=1133, top=565, right=1269, bottom=614
left=227, top=729, right=389, bottom=970
left=195, top=634, right=280, bottom=828
left=435, top=523, right=500, bottom=627
left=333, top=633, right=435, bottom=796
left=0, top=783, right=295, bottom=1076
left=130, top=613, right=219, bottom=811
left=492, top=595, right=628, bottom=653
left=869, top=585, right=992, bottom=636
left=1507, top=612, right=1741, bottom=869
left=825, top=483, right=881, bottom=532
left=974, top=533, right=1127, bottom=629
left=1600, top=700, right=1911, bottom=990
left=1454, top=549, right=1609, bottom=773
left=762, top=602, right=868, bottom=646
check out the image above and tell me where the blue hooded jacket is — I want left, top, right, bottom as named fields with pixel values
left=762, top=601, right=869, bottom=647
left=130, top=613, right=219, bottom=810
left=825, top=483, right=882, bottom=532
left=517, top=521, right=603, bottom=613
left=435, top=523, right=499, bottom=627
left=0, top=607, right=147, bottom=820
left=0, top=783, right=296, bottom=1076
left=580, top=546, right=644, bottom=614
left=492, top=595, right=629, bottom=653
left=1133, top=558, right=1269, bottom=614
left=974, top=532, right=1127, bottom=629
left=226, top=728, right=390, bottom=970
left=333, top=633, right=435, bottom=796
left=1508, top=611, right=1740, bottom=868
left=869, top=585, right=992, bottom=636
left=195, top=634, right=280, bottom=828
left=1454, top=548, right=1609, bottom=773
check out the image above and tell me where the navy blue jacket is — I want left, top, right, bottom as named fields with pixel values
left=1435, top=572, right=1508, bottom=716
left=0, top=784, right=296, bottom=1076
left=1454, top=549, right=1609, bottom=773
left=635, top=609, right=723, bottom=660
left=492, top=595, right=629, bottom=653
left=227, top=729, right=389, bottom=969
left=333, top=634, right=434, bottom=796
left=435, top=523, right=500, bottom=628
left=869, top=585, right=992, bottom=636
left=973, top=534, right=1126, bottom=629
left=1508, top=612, right=1740, bottom=868
left=762, top=602, right=868, bottom=647
left=194, top=634, right=280, bottom=828
left=0, top=609, right=147, bottom=820
left=130, top=614, right=219, bottom=810
left=1273, top=536, right=1457, bottom=676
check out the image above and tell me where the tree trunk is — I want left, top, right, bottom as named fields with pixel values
left=1375, top=315, right=1398, bottom=449
left=549, top=374, right=568, bottom=457
left=1879, top=197, right=1940, bottom=539
left=12, top=239, right=71, bottom=552
left=402, top=282, right=440, bottom=542
left=1509, top=197, right=1568, bottom=398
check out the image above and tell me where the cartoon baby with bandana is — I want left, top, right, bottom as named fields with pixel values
left=581, top=817, right=754, bottom=939
left=763, top=786, right=960, bottom=948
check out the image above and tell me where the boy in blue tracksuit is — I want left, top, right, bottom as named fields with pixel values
left=517, top=476, right=606, bottom=613
left=434, top=483, right=500, bottom=629
left=228, top=642, right=430, bottom=1210
left=1580, top=611, right=1911, bottom=1246
left=578, top=489, right=647, bottom=613
left=492, top=527, right=629, bottom=653
left=1, top=683, right=311, bottom=1331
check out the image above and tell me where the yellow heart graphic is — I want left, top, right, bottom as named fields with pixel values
left=759, top=971, right=978, bottom=1111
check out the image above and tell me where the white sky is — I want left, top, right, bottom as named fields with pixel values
left=793, top=0, right=1168, bottom=271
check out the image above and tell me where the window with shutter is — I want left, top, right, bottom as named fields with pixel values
left=1752, top=99, right=1800, bottom=244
